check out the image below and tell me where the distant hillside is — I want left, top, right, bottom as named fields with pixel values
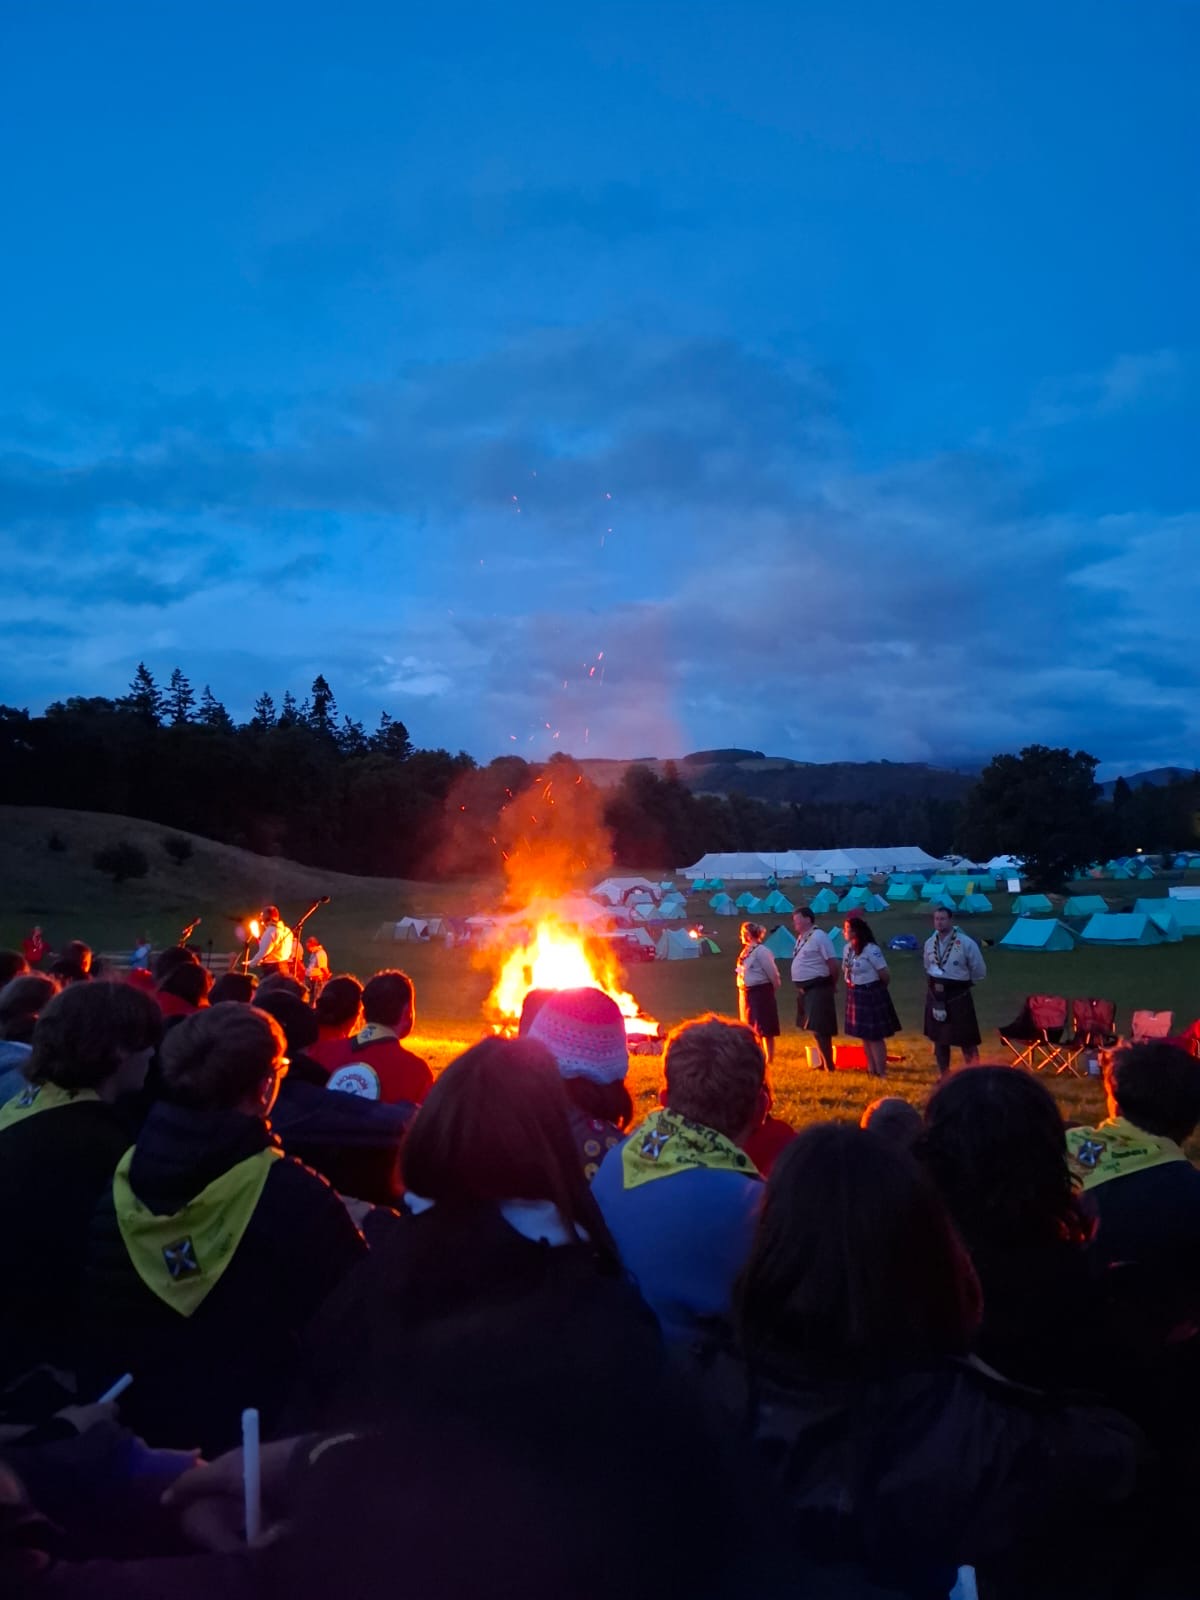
left=1100, top=767, right=1197, bottom=798
left=576, top=753, right=974, bottom=806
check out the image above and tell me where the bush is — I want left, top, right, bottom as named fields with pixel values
left=163, top=834, right=194, bottom=866
left=46, top=832, right=67, bottom=853
left=93, top=841, right=150, bottom=884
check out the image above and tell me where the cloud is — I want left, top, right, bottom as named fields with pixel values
left=1027, top=349, right=1184, bottom=428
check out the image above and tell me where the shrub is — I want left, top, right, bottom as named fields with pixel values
left=93, top=841, right=150, bottom=884
left=163, top=834, right=194, bottom=866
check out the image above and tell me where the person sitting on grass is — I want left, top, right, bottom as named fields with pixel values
left=81, top=1003, right=367, bottom=1457
left=919, top=1065, right=1099, bottom=1393
left=318, top=969, right=432, bottom=1105
left=707, top=1122, right=1146, bottom=1600
left=591, top=1015, right=766, bottom=1348
left=0, top=982, right=161, bottom=1383
left=288, top=1035, right=658, bottom=1431
left=0, top=975, right=60, bottom=1101
left=155, top=959, right=213, bottom=1024
left=304, top=975, right=365, bottom=1073
left=526, top=986, right=634, bottom=1179
left=207, top=971, right=256, bottom=1005
left=0, top=952, right=29, bottom=988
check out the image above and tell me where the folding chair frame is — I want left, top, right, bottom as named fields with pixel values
left=999, top=996, right=1070, bottom=1073
left=1058, top=998, right=1119, bottom=1077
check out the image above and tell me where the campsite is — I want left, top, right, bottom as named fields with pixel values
left=4, top=804, right=1196, bottom=1132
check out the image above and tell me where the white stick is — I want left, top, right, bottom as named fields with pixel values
left=242, top=1407, right=261, bottom=1543
left=97, top=1373, right=133, bottom=1404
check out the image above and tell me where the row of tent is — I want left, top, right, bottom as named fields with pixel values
left=999, top=909, right=1195, bottom=951
left=682, top=848, right=948, bottom=882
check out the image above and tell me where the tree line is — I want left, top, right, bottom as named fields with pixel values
left=0, top=667, right=1195, bottom=884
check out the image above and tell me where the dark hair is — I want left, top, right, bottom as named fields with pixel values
left=844, top=916, right=875, bottom=954
left=0, top=952, right=29, bottom=987
left=517, top=988, right=555, bottom=1035
left=315, top=975, right=363, bottom=1029
left=363, top=970, right=413, bottom=1029
left=158, top=962, right=213, bottom=1006
left=563, top=1075, right=635, bottom=1132
left=209, top=972, right=257, bottom=1005
left=29, top=982, right=162, bottom=1090
left=794, top=907, right=815, bottom=926
left=61, top=939, right=92, bottom=973
left=254, top=990, right=319, bottom=1056
left=256, top=974, right=306, bottom=1002
left=160, top=1002, right=286, bottom=1111
left=0, top=975, right=60, bottom=1043
left=262, top=905, right=281, bottom=922
left=919, top=1066, right=1089, bottom=1249
left=1107, top=1043, right=1200, bottom=1145
left=401, top=1036, right=620, bottom=1270
left=663, top=1015, right=765, bottom=1139
left=737, top=1123, right=980, bottom=1366
left=48, top=958, right=88, bottom=984
left=860, top=1096, right=922, bottom=1148
left=153, top=944, right=200, bottom=984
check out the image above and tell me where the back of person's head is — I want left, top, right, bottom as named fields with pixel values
left=28, top=981, right=162, bottom=1091
left=845, top=916, right=874, bottom=953
left=517, top=988, right=554, bottom=1035
left=61, top=939, right=92, bottom=974
left=919, top=1065, right=1086, bottom=1249
left=160, top=1002, right=286, bottom=1112
left=363, top=969, right=413, bottom=1030
left=738, top=1122, right=980, bottom=1367
left=256, top=973, right=306, bottom=1003
left=1107, top=1043, right=1200, bottom=1145
left=528, top=987, right=633, bottom=1132
left=158, top=961, right=213, bottom=1006
left=315, top=974, right=363, bottom=1031
left=254, top=989, right=319, bottom=1056
left=740, top=921, right=766, bottom=945
left=662, top=1015, right=765, bottom=1140
left=262, top=904, right=281, bottom=923
left=401, top=1036, right=618, bottom=1265
left=152, top=944, right=200, bottom=984
left=0, top=952, right=29, bottom=988
left=0, top=975, right=60, bottom=1043
left=208, top=972, right=257, bottom=1005
left=861, top=1096, right=923, bottom=1149
left=47, top=958, right=88, bottom=985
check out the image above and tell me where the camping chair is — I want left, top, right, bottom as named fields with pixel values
left=1130, top=1010, right=1174, bottom=1043
left=998, top=995, right=1070, bottom=1073
left=1058, top=998, right=1118, bottom=1077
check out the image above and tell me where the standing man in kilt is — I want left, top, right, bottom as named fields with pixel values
left=923, top=905, right=986, bottom=1076
left=790, top=906, right=839, bottom=1072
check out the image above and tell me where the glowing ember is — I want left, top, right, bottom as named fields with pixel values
left=488, top=919, right=659, bottom=1040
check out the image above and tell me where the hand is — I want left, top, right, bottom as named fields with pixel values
left=162, top=1436, right=307, bottom=1551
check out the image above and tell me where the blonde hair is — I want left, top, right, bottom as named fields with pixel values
left=663, top=1014, right=765, bottom=1139
left=740, top=922, right=766, bottom=945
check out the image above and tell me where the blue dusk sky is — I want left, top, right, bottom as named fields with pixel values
left=2, top=0, right=1197, bottom=776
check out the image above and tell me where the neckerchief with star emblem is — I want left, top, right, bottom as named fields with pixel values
left=620, top=1109, right=760, bottom=1191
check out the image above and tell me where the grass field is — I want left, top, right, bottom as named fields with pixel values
left=3, top=805, right=1197, bottom=1132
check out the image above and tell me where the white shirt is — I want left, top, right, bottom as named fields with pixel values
left=737, top=943, right=780, bottom=989
left=791, top=928, right=837, bottom=983
left=843, top=943, right=888, bottom=987
left=923, top=927, right=986, bottom=983
left=250, top=920, right=294, bottom=968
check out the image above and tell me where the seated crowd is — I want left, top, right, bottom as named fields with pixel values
left=0, top=937, right=1199, bottom=1598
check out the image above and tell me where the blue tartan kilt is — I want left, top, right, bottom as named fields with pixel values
left=844, top=981, right=901, bottom=1041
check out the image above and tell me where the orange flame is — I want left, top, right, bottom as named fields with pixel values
left=248, top=919, right=261, bottom=940
left=488, top=919, right=657, bottom=1037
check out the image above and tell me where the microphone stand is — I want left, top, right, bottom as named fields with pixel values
left=178, top=917, right=201, bottom=947
left=289, top=899, right=328, bottom=986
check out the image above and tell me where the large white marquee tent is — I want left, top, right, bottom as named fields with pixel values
left=681, top=846, right=947, bottom=881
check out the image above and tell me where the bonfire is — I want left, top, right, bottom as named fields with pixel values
left=487, top=917, right=661, bottom=1048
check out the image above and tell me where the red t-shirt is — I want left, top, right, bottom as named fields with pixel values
left=743, top=1114, right=797, bottom=1178
left=320, top=1030, right=433, bottom=1106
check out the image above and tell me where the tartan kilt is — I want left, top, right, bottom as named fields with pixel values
left=795, top=979, right=838, bottom=1037
left=923, top=980, right=981, bottom=1050
left=739, top=982, right=781, bottom=1040
left=844, top=981, right=901, bottom=1041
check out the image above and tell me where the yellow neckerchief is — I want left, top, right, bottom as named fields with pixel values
left=620, top=1109, right=760, bottom=1191
left=112, top=1145, right=281, bottom=1318
left=0, top=1080, right=100, bottom=1132
left=354, top=1022, right=398, bottom=1047
left=1066, top=1115, right=1188, bottom=1192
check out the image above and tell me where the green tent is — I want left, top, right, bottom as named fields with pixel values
left=765, top=926, right=796, bottom=959
left=1064, top=895, right=1108, bottom=916
left=1013, top=894, right=1053, bottom=915
left=1080, top=913, right=1165, bottom=947
left=809, top=888, right=839, bottom=913
left=998, top=918, right=1077, bottom=951
left=887, top=883, right=918, bottom=903
left=957, top=893, right=993, bottom=914
left=838, top=887, right=871, bottom=912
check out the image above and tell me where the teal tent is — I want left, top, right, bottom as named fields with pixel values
left=709, top=893, right=737, bottom=915
left=942, top=876, right=973, bottom=896
left=831, top=874, right=850, bottom=887
left=1109, top=863, right=1135, bottom=880
left=1149, top=911, right=1182, bottom=943
left=1134, top=863, right=1156, bottom=880
left=1175, top=854, right=1190, bottom=868
left=1190, top=857, right=1200, bottom=870
left=887, top=883, right=918, bottom=903
left=973, top=875, right=999, bottom=892
left=734, top=892, right=757, bottom=909
left=809, top=887, right=839, bottom=913
left=765, top=926, right=796, bottom=959
left=1153, top=899, right=1200, bottom=936
left=863, top=893, right=890, bottom=912
left=928, top=891, right=958, bottom=912
left=838, top=887, right=871, bottom=912
left=998, top=919, right=1077, bottom=951
left=1080, top=913, right=1166, bottom=947
left=741, top=896, right=769, bottom=914
left=1013, top=894, right=1053, bottom=915
left=827, top=927, right=846, bottom=955
left=1064, top=895, right=1108, bottom=917
left=763, top=891, right=795, bottom=914
left=957, top=893, right=993, bottom=914
left=852, top=872, right=874, bottom=886
left=920, top=881, right=948, bottom=900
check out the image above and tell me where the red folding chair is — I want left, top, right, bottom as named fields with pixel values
left=998, top=995, right=1070, bottom=1072
left=1058, top=997, right=1118, bottom=1076
left=1131, top=1010, right=1174, bottom=1043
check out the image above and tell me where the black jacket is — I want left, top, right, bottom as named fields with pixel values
left=0, top=1094, right=142, bottom=1383
left=80, top=1102, right=366, bottom=1455
left=269, top=1077, right=414, bottom=1204
left=703, top=1349, right=1144, bottom=1600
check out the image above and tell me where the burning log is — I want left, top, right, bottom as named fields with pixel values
left=486, top=918, right=662, bottom=1052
